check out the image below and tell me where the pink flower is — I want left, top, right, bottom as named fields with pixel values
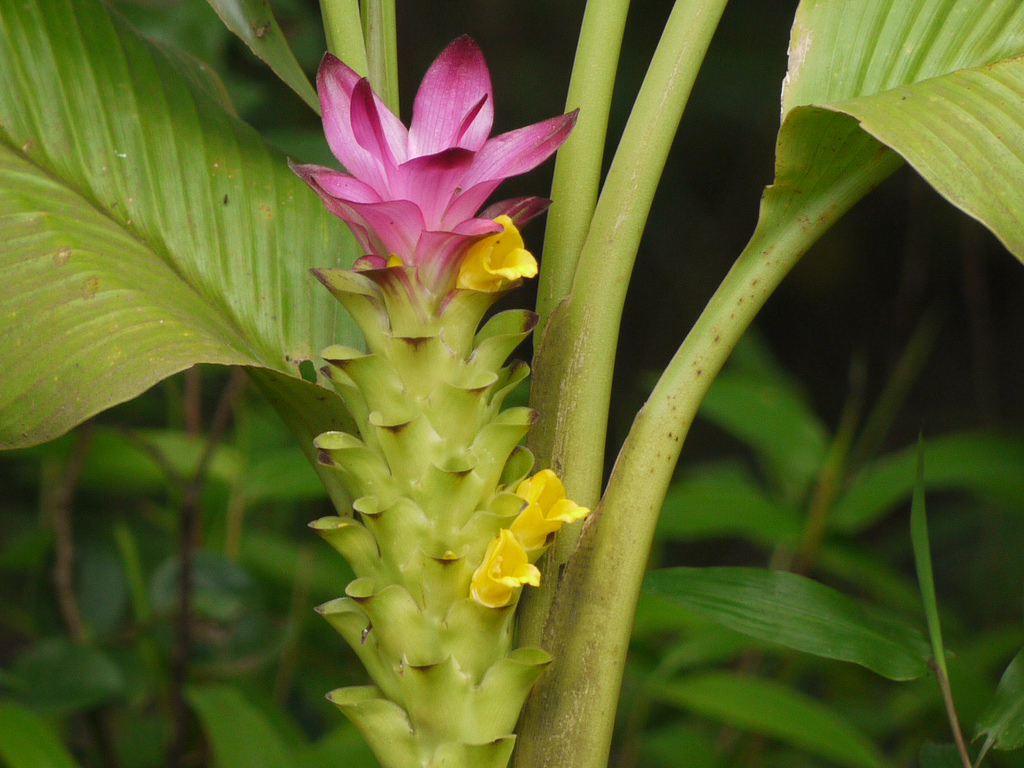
left=291, top=37, right=576, bottom=293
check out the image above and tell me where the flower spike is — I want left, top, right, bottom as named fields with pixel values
left=306, top=37, right=577, bottom=768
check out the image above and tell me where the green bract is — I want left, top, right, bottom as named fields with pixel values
left=309, top=265, right=548, bottom=768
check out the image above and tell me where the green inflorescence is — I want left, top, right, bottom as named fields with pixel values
left=309, top=264, right=550, bottom=768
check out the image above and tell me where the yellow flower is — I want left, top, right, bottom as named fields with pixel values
left=470, top=529, right=541, bottom=608
left=456, top=215, right=538, bottom=292
left=510, top=469, right=590, bottom=551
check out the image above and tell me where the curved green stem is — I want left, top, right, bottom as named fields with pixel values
left=513, top=146, right=902, bottom=768
left=536, top=0, right=632, bottom=336
left=521, top=0, right=728, bottom=650
left=320, top=0, right=368, bottom=76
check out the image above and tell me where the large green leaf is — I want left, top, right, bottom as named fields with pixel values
left=0, top=0, right=359, bottom=449
left=650, top=672, right=888, bottom=768
left=0, top=703, right=81, bottom=768
left=749, top=0, right=1024, bottom=304
left=644, top=566, right=930, bottom=680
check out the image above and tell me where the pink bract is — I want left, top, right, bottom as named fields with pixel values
left=291, top=36, right=576, bottom=292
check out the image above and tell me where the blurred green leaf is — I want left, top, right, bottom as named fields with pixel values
left=296, top=724, right=380, bottom=768
left=11, top=638, right=125, bottom=714
left=239, top=530, right=354, bottom=603
left=15, top=427, right=243, bottom=493
left=648, top=625, right=752, bottom=676
left=644, top=566, right=929, bottom=680
left=832, top=433, right=1024, bottom=532
left=641, top=724, right=722, bottom=768
left=976, top=647, right=1024, bottom=755
left=0, top=702, right=81, bottom=768
left=816, top=543, right=921, bottom=612
left=0, top=0, right=359, bottom=449
left=186, top=683, right=295, bottom=768
left=76, top=536, right=129, bottom=638
left=150, top=550, right=258, bottom=623
left=699, top=370, right=828, bottom=500
left=204, top=0, right=320, bottom=112
left=0, top=528, right=53, bottom=572
left=651, top=672, right=888, bottom=768
left=657, top=462, right=802, bottom=546
left=113, top=713, right=167, bottom=768
left=918, top=742, right=964, bottom=768
left=241, top=446, right=328, bottom=502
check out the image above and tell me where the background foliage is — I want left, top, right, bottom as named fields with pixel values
left=1, top=0, right=1023, bottom=767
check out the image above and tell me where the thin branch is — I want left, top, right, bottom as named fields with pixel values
left=274, top=547, right=313, bottom=703
left=931, top=659, right=974, bottom=768
left=184, top=365, right=203, bottom=436
left=46, top=421, right=94, bottom=643
left=166, top=367, right=247, bottom=768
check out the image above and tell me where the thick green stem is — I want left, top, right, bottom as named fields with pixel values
left=512, top=147, right=902, bottom=768
left=362, top=0, right=399, bottom=115
left=320, top=0, right=368, bottom=76
left=535, top=0, right=631, bottom=336
left=521, top=0, right=728, bottom=651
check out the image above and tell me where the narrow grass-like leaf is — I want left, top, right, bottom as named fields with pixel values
left=186, top=683, right=294, bottom=768
left=0, top=702, right=81, bottom=768
left=651, top=672, right=888, bottom=768
left=832, top=433, right=1024, bottom=532
left=204, top=0, right=319, bottom=112
left=910, top=436, right=949, bottom=678
left=975, top=647, right=1024, bottom=757
left=644, top=566, right=929, bottom=680
left=0, top=0, right=359, bottom=449
left=909, top=438, right=975, bottom=768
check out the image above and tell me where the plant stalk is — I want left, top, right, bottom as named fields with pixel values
left=521, top=0, right=729, bottom=652
left=362, top=0, right=399, bottom=114
left=320, top=0, right=368, bottom=76
left=536, top=0, right=632, bottom=336
left=513, top=145, right=903, bottom=768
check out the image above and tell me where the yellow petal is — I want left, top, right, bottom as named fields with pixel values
left=511, top=469, right=590, bottom=551
left=516, top=468, right=565, bottom=509
left=471, top=529, right=541, bottom=608
left=457, top=216, right=538, bottom=292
